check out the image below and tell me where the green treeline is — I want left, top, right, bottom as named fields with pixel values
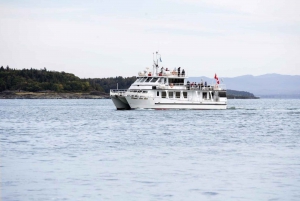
left=83, top=77, right=136, bottom=93
left=0, top=66, right=136, bottom=93
left=227, top=89, right=258, bottom=99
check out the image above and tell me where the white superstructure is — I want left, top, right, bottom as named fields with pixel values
left=110, top=52, right=227, bottom=110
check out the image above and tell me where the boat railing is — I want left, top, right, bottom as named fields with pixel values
left=167, top=83, right=226, bottom=90
left=110, top=89, right=128, bottom=96
left=187, top=84, right=226, bottom=90
left=157, top=72, right=188, bottom=77
left=139, top=72, right=188, bottom=77
left=169, top=83, right=185, bottom=86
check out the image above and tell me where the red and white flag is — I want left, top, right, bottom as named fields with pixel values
left=214, top=73, right=220, bottom=84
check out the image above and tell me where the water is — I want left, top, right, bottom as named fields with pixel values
left=1, top=99, right=300, bottom=201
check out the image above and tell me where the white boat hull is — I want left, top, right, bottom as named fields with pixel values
left=125, top=97, right=226, bottom=110
left=111, top=95, right=131, bottom=110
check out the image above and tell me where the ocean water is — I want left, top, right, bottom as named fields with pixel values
left=1, top=99, right=300, bottom=201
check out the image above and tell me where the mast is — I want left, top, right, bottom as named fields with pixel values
left=152, top=52, right=155, bottom=75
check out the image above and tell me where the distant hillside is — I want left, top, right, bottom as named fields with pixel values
left=0, top=66, right=134, bottom=93
left=189, top=74, right=300, bottom=98
left=0, top=66, right=96, bottom=92
left=227, top=89, right=258, bottom=99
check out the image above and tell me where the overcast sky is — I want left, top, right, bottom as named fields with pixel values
left=1, top=0, right=299, bottom=78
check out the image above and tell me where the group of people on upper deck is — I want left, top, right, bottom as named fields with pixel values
left=187, top=81, right=208, bottom=90
left=160, top=67, right=185, bottom=77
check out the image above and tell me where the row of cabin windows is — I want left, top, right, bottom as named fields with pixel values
left=129, top=90, right=225, bottom=97
left=157, top=91, right=224, bottom=99
left=157, top=91, right=187, bottom=99
left=136, top=77, right=184, bottom=84
left=137, top=77, right=165, bottom=83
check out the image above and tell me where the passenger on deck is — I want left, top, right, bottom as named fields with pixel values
left=182, top=69, right=185, bottom=77
left=205, top=81, right=207, bottom=87
left=178, top=67, right=181, bottom=77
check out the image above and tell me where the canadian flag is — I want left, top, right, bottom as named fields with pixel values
left=214, top=73, right=220, bottom=84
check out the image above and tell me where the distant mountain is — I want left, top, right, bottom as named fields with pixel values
left=189, top=74, right=300, bottom=98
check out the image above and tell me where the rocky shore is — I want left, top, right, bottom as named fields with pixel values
left=0, top=91, right=110, bottom=99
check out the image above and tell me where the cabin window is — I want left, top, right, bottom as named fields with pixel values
left=140, top=77, right=147, bottom=82
left=145, top=77, right=152, bottom=82
left=143, top=91, right=147, bottom=93
left=169, top=92, right=173, bottom=98
left=203, top=92, right=207, bottom=99
left=162, top=91, right=166, bottom=98
left=157, top=91, right=160, bottom=97
left=219, top=91, right=226, bottom=97
left=151, top=77, right=158, bottom=82
left=168, top=78, right=184, bottom=85
left=183, top=92, right=187, bottom=98
left=176, top=92, right=180, bottom=98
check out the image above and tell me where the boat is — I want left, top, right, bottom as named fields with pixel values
left=110, top=52, right=227, bottom=110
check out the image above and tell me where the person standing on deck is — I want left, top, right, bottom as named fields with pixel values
left=178, top=67, right=181, bottom=77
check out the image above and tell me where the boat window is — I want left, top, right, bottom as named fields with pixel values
left=139, top=77, right=146, bottom=82
left=145, top=77, right=152, bottom=82
left=203, top=92, right=207, bottom=99
left=157, top=91, right=160, bottom=97
left=176, top=92, right=180, bottom=98
left=219, top=91, right=226, bottom=97
left=151, top=77, right=158, bottom=82
left=169, top=92, right=173, bottom=98
left=143, top=91, right=147, bottom=93
left=162, top=91, right=166, bottom=98
left=183, top=92, right=187, bottom=98
left=169, top=78, right=184, bottom=85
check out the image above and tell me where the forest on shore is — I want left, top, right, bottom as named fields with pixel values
left=0, top=66, right=134, bottom=93
left=0, top=66, right=258, bottom=98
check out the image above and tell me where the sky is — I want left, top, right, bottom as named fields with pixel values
left=0, top=0, right=299, bottom=78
